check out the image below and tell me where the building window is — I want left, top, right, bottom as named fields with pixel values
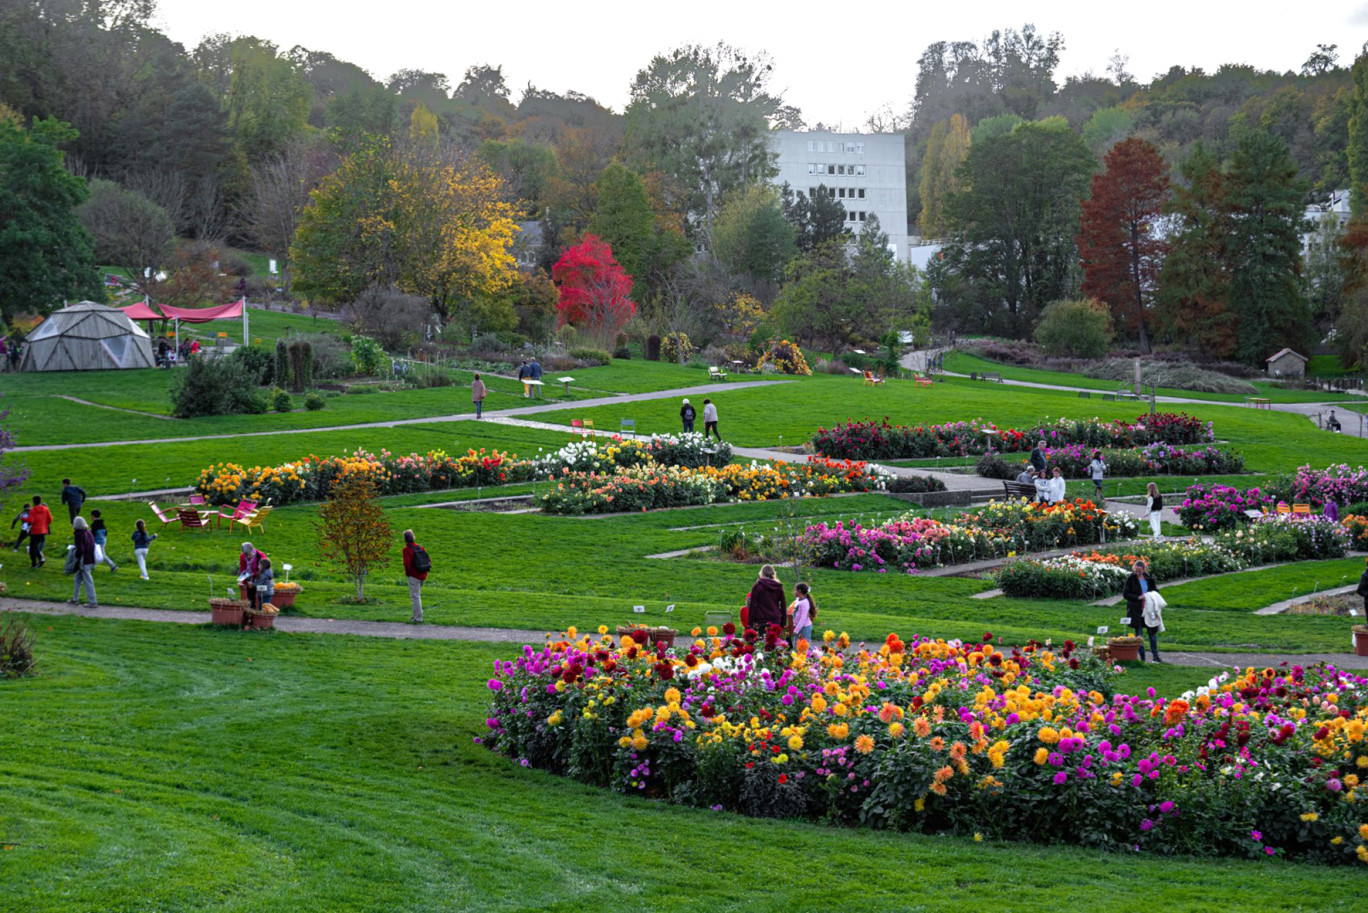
left=856, top=165, right=866, bottom=176
left=809, top=187, right=816, bottom=197
left=818, top=141, right=826, bottom=153
left=837, top=188, right=846, bottom=198
left=858, top=211, right=866, bottom=221
left=856, top=143, right=864, bottom=154
left=858, top=188, right=866, bottom=199
left=807, top=140, right=815, bottom=152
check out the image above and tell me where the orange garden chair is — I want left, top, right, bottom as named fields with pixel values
left=1276, top=502, right=1291, bottom=515
left=234, top=504, right=273, bottom=534
left=1292, top=503, right=1312, bottom=516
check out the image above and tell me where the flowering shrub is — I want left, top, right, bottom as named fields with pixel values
left=957, top=498, right=1140, bottom=551
left=810, top=413, right=1214, bottom=461
left=756, top=339, right=812, bottom=376
left=1343, top=515, right=1368, bottom=550
left=486, top=628, right=1368, bottom=865
left=197, top=448, right=532, bottom=505
left=997, top=540, right=1245, bottom=599
left=1176, top=484, right=1274, bottom=531
left=1214, top=515, right=1350, bottom=563
left=978, top=444, right=1244, bottom=480
left=660, top=331, right=694, bottom=364
left=1271, top=464, right=1368, bottom=509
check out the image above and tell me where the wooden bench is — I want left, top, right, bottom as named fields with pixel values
left=1077, top=391, right=1091, bottom=398
left=1001, top=481, right=1037, bottom=500
left=983, top=372, right=1003, bottom=383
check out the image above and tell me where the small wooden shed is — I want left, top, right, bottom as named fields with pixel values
left=1265, top=348, right=1307, bottom=378
left=20, top=301, right=156, bottom=371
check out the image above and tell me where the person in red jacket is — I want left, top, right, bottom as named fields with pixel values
left=401, top=529, right=429, bottom=623
left=744, top=564, right=787, bottom=636
left=27, top=495, right=53, bottom=568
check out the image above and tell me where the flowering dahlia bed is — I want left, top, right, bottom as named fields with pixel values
left=484, top=628, right=1368, bottom=865
left=996, top=518, right=1349, bottom=600
left=536, top=456, right=942, bottom=515
left=809, top=413, right=1213, bottom=461
left=977, top=443, right=1244, bottom=480
left=802, top=498, right=1141, bottom=574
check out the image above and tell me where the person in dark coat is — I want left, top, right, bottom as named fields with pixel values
left=680, top=398, right=696, bottom=434
left=61, top=478, right=86, bottom=522
left=1356, top=558, right=1368, bottom=619
left=69, top=516, right=98, bottom=607
left=745, top=564, right=787, bottom=633
left=1121, top=559, right=1161, bottom=662
left=1029, top=440, right=1047, bottom=475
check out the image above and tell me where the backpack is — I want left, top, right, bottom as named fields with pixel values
left=410, top=545, right=432, bottom=574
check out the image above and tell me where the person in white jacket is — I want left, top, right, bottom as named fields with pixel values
left=1145, top=482, right=1164, bottom=538
left=1045, top=467, right=1066, bottom=504
left=701, top=399, right=721, bottom=442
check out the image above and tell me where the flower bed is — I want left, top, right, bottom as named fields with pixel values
left=1175, top=484, right=1274, bottom=532
left=535, top=434, right=734, bottom=475
left=537, top=456, right=919, bottom=515
left=810, top=413, right=1214, bottom=461
left=485, top=628, right=1368, bottom=865
left=1343, top=515, right=1368, bottom=550
left=997, top=540, right=1245, bottom=599
left=801, top=498, right=1140, bottom=574
left=1271, top=464, right=1368, bottom=509
left=198, top=447, right=534, bottom=506
left=977, top=444, right=1244, bottom=480
left=1214, top=515, right=1349, bottom=564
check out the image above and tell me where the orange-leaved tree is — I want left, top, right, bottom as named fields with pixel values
left=315, top=470, right=393, bottom=601
left=1077, top=137, right=1170, bottom=354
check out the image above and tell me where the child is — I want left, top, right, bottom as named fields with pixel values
left=251, top=557, right=275, bottom=612
left=10, top=502, right=30, bottom=553
left=131, top=519, right=157, bottom=580
left=89, top=508, right=118, bottom=572
left=1088, top=450, right=1106, bottom=499
left=787, top=583, right=816, bottom=647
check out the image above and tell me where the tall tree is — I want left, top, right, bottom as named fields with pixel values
left=1347, top=52, right=1368, bottom=219
left=77, top=178, right=174, bottom=296
left=710, top=184, right=796, bottom=284
left=943, top=120, right=1096, bottom=336
left=245, top=138, right=336, bottom=293
left=1077, top=137, right=1170, bottom=352
left=585, top=162, right=688, bottom=304
left=552, top=234, right=635, bottom=347
left=779, top=183, right=846, bottom=252
left=1155, top=144, right=1235, bottom=357
left=1225, top=129, right=1311, bottom=363
left=0, top=113, right=100, bottom=320
left=624, top=43, right=797, bottom=241
left=918, top=113, right=970, bottom=237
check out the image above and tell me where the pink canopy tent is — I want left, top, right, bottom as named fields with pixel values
left=119, top=300, right=163, bottom=321
left=154, top=298, right=249, bottom=347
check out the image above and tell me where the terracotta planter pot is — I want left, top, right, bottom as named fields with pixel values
left=246, top=611, right=276, bottom=630
left=1354, top=630, right=1368, bottom=657
left=239, top=583, right=253, bottom=603
left=209, top=598, right=246, bottom=627
left=1109, top=642, right=1141, bottom=662
left=270, top=590, right=297, bottom=610
left=648, top=631, right=676, bottom=649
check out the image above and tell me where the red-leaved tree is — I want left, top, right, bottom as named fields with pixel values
left=1077, top=138, right=1171, bottom=353
left=552, top=234, right=635, bottom=347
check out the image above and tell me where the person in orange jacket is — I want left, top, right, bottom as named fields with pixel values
left=26, top=495, right=53, bottom=568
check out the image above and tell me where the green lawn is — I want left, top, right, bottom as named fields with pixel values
left=3, top=614, right=1362, bottom=913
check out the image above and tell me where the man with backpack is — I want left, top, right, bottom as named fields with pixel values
left=402, top=529, right=431, bottom=623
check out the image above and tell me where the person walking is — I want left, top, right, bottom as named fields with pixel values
left=702, top=399, right=721, bottom=442
left=27, top=495, right=52, bottom=568
left=88, top=509, right=118, bottom=572
left=471, top=373, right=487, bottom=419
left=1088, top=450, right=1106, bottom=499
left=61, top=478, right=86, bottom=522
left=10, top=501, right=30, bottom=554
left=69, top=516, right=98, bottom=607
left=1029, top=439, right=1047, bottom=475
left=516, top=360, right=530, bottom=397
left=787, top=582, right=816, bottom=647
left=528, top=356, right=542, bottom=398
left=1145, top=482, right=1164, bottom=539
left=131, top=519, right=157, bottom=580
left=744, top=564, right=786, bottom=634
left=1122, top=559, right=1162, bottom=662
left=680, top=398, right=696, bottom=434
left=401, top=529, right=430, bottom=623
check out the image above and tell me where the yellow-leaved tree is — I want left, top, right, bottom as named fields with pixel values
left=292, top=137, right=521, bottom=326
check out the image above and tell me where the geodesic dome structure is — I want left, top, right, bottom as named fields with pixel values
left=20, top=302, right=156, bottom=371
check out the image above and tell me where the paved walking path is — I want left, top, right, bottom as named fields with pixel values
left=7, top=597, right=1365, bottom=668
left=54, top=395, right=177, bottom=420
left=10, top=380, right=793, bottom=453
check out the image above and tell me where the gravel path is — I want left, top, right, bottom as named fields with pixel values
left=6, top=597, right=1366, bottom=668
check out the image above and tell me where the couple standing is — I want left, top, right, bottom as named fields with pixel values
left=680, top=398, right=721, bottom=441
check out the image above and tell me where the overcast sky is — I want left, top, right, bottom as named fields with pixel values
left=151, top=0, right=1368, bottom=127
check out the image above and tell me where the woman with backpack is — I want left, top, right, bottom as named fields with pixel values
left=402, top=529, right=431, bottom=623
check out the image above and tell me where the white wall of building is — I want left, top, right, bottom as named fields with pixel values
left=769, top=130, right=909, bottom=262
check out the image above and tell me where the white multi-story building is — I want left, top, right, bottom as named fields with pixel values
left=769, top=130, right=909, bottom=262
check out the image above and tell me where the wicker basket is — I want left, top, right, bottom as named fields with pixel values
left=209, top=598, right=247, bottom=627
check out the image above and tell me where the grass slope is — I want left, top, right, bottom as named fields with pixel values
left=2, top=615, right=1361, bottom=913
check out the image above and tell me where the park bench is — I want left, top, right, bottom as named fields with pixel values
left=1077, top=391, right=1091, bottom=398
left=1001, top=480, right=1037, bottom=500
left=708, top=366, right=728, bottom=381
left=983, top=372, right=1003, bottom=383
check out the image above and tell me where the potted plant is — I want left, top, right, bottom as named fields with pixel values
left=1354, top=624, right=1368, bottom=657
left=646, top=625, right=677, bottom=649
left=245, top=604, right=279, bottom=630
left=209, top=597, right=247, bottom=627
left=616, top=624, right=649, bottom=646
left=271, top=581, right=301, bottom=610
left=1107, top=635, right=1143, bottom=663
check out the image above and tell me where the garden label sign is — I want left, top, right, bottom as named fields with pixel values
left=633, top=605, right=645, bottom=614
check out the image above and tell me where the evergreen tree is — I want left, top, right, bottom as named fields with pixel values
left=1155, top=144, right=1235, bottom=357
